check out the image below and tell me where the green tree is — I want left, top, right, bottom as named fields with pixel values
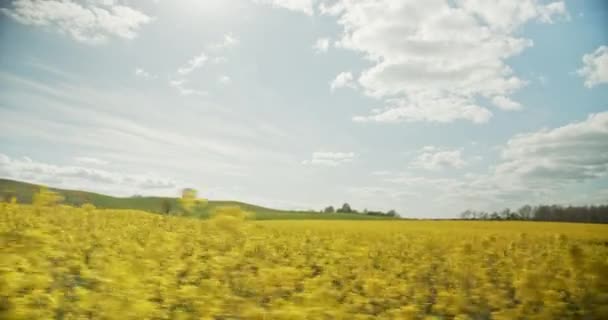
left=161, top=199, right=172, bottom=214
left=337, top=203, right=352, bottom=213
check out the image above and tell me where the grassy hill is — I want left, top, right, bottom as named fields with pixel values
left=0, top=178, right=395, bottom=220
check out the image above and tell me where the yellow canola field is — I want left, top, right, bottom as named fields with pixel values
left=1, top=203, right=608, bottom=319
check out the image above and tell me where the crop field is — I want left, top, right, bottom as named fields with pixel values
left=1, top=202, right=608, bottom=319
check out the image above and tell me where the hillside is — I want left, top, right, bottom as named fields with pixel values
left=0, top=178, right=395, bottom=220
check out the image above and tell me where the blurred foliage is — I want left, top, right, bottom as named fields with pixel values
left=32, top=187, right=63, bottom=207
left=1, top=203, right=608, bottom=319
left=178, top=188, right=207, bottom=216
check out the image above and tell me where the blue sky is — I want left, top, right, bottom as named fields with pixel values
left=0, top=0, right=607, bottom=217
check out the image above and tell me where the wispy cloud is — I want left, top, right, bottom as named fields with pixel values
left=134, top=67, right=156, bottom=79
left=1, top=0, right=152, bottom=44
left=177, top=52, right=208, bottom=75
left=74, top=156, right=108, bottom=166
left=302, top=151, right=355, bottom=167
left=169, top=79, right=207, bottom=96
left=211, top=33, right=239, bottom=50
left=254, top=0, right=314, bottom=16
left=0, top=153, right=177, bottom=193
left=218, top=75, right=231, bottom=85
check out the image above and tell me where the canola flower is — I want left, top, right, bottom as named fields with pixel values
left=1, top=200, right=608, bottom=319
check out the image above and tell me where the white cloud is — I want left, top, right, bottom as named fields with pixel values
left=169, top=79, right=207, bottom=96
left=357, top=112, right=608, bottom=214
left=254, top=0, right=314, bottom=15
left=302, top=151, right=355, bottom=166
left=134, top=67, right=156, bottom=79
left=313, top=37, right=330, bottom=53
left=74, top=156, right=108, bottom=166
left=492, top=95, right=522, bottom=111
left=577, top=45, right=608, bottom=88
left=410, top=146, right=467, bottom=171
left=496, top=111, right=608, bottom=183
left=1, top=0, right=152, bottom=44
left=322, top=0, right=567, bottom=123
left=177, top=52, right=208, bottom=75
left=0, top=153, right=176, bottom=191
left=353, top=93, right=492, bottom=123
left=346, top=186, right=417, bottom=200
left=431, top=111, right=608, bottom=207
left=218, top=75, right=231, bottom=85
left=330, top=71, right=355, bottom=91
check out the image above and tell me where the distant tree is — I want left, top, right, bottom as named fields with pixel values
left=499, top=208, right=511, bottom=220
left=161, top=199, right=172, bottom=214
left=323, top=206, right=335, bottom=213
left=460, top=210, right=473, bottom=219
left=518, top=205, right=533, bottom=220
left=387, top=209, right=397, bottom=217
left=337, top=203, right=352, bottom=213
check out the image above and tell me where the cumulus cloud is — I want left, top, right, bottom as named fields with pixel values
left=577, top=45, right=608, bottom=88
left=302, top=151, right=355, bottom=166
left=254, top=0, right=314, bottom=15
left=322, top=0, right=567, bottom=123
left=495, top=111, right=608, bottom=183
left=0, top=153, right=176, bottom=190
left=410, top=146, right=467, bottom=171
left=330, top=71, right=355, bottom=91
left=177, top=52, right=208, bottom=75
left=313, top=37, right=330, bottom=53
left=1, top=0, right=152, bottom=44
left=451, top=111, right=608, bottom=205
left=374, top=112, right=608, bottom=212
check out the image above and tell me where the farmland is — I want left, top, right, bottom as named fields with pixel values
left=0, top=179, right=394, bottom=220
left=1, top=202, right=607, bottom=319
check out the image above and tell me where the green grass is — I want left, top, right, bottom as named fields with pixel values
left=0, top=178, right=396, bottom=220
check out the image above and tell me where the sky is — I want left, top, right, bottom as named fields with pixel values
left=0, top=0, right=607, bottom=218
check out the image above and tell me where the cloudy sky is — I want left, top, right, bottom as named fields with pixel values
left=0, top=0, right=607, bottom=217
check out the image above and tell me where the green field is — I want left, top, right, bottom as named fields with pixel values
left=0, top=179, right=395, bottom=220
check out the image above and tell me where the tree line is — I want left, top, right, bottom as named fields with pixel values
left=460, top=204, right=608, bottom=224
left=322, top=203, right=398, bottom=218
